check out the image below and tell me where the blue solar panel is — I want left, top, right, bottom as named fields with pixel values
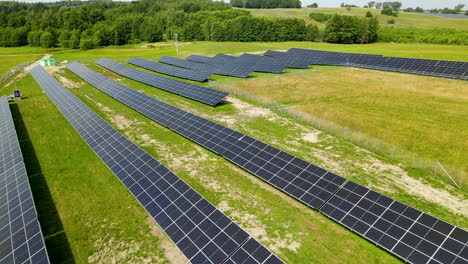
left=92, top=59, right=228, bottom=106
left=0, top=96, right=50, bottom=264
left=128, top=57, right=211, bottom=82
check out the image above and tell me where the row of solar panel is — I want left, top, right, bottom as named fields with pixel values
left=66, top=62, right=467, bottom=264
left=30, top=66, right=284, bottom=264
left=277, top=48, right=468, bottom=80
left=0, top=96, right=50, bottom=264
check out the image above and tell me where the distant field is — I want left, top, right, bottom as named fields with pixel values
left=249, top=7, right=468, bottom=30
left=223, top=67, right=468, bottom=171
left=0, top=55, right=41, bottom=76
left=0, top=42, right=466, bottom=263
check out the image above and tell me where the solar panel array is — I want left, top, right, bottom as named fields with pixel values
left=283, top=48, right=468, bottom=80
left=94, top=58, right=228, bottom=106
left=158, top=56, right=219, bottom=74
left=66, top=62, right=347, bottom=211
left=29, top=66, right=284, bottom=264
left=159, top=56, right=252, bottom=78
left=68, top=63, right=468, bottom=264
left=0, top=96, right=50, bottom=264
left=321, top=181, right=467, bottom=264
left=128, top=57, right=211, bottom=82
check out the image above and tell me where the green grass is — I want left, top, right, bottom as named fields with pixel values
left=0, top=55, right=42, bottom=76
left=224, top=67, right=468, bottom=172
left=248, top=7, right=468, bottom=30
left=1, top=42, right=466, bottom=263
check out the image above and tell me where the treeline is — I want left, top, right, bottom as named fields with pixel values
left=0, top=0, right=318, bottom=49
left=230, top=0, right=301, bottom=9
left=379, top=27, right=468, bottom=45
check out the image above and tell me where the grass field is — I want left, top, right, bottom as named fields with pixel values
left=222, top=67, right=468, bottom=171
left=249, top=7, right=468, bottom=30
left=0, top=42, right=467, bottom=263
left=0, top=55, right=42, bottom=76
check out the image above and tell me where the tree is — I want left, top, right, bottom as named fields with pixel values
left=69, top=31, right=80, bottom=49
left=382, top=8, right=397, bottom=16
left=415, top=7, right=424, bottom=12
left=308, top=3, right=318, bottom=8
left=27, top=30, right=42, bottom=47
left=305, top=24, right=318, bottom=41
left=375, top=2, right=383, bottom=9
left=454, top=4, right=465, bottom=12
left=366, top=11, right=373, bottom=17
left=368, top=1, right=376, bottom=8
left=430, top=8, right=439, bottom=13
left=79, top=30, right=96, bottom=50
left=40, top=31, right=55, bottom=48
left=324, top=14, right=378, bottom=44
left=58, top=30, right=71, bottom=48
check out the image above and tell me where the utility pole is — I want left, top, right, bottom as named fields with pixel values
left=175, top=33, right=179, bottom=56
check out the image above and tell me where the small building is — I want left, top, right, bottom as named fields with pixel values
left=40, top=58, right=56, bottom=66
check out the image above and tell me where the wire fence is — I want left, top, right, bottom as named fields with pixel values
left=0, top=61, right=34, bottom=87
left=209, top=81, right=465, bottom=190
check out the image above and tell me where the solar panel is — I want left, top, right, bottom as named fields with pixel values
left=320, top=181, right=467, bottom=264
left=186, top=55, right=222, bottom=66
left=158, top=56, right=219, bottom=73
left=128, top=57, right=211, bottom=82
left=286, top=48, right=468, bottom=80
left=263, top=50, right=312, bottom=69
left=159, top=56, right=252, bottom=78
left=0, top=96, right=50, bottom=264
left=29, top=66, right=283, bottom=264
left=92, top=59, right=228, bottom=106
left=66, top=62, right=347, bottom=212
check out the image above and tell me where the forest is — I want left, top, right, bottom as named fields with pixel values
left=0, top=0, right=316, bottom=49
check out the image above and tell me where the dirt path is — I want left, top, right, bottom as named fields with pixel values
left=3, top=54, right=51, bottom=88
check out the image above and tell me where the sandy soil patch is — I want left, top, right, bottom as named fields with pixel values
left=145, top=217, right=188, bottom=264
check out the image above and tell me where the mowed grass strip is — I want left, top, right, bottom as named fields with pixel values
left=1, top=75, right=170, bottom=263
left=225, top=67, right=468, bottom=172
left=248, top=7, right=468, bottom=30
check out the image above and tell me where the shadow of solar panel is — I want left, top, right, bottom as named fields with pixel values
left=286, top=48, right=468, bottom=80
left=92, top=59, right=228, bottom=106
left=320, top=181, right=467, bottom=264
left=128, top=57, right=211, bottom=82
left=0, top=96, right=50, bottom=264
left=29, top=66, right=283, bottom=264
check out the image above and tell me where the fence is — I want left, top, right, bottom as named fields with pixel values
left=209, top=81, right=465, bottom=190
left=0, top=61, right=34, bottom=86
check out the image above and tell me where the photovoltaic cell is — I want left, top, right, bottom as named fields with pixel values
left=128, top=57, right=211, bottom=82
left=0, top=96, right=50, bottom=264
left=320, top=181, right=467, bottom=264
left=94, top=58, right=228, bottom=106
left=29, top=66, right=283, bottom=264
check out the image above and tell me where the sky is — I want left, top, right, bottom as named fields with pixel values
left=2, top=0, right=468, bottom=9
